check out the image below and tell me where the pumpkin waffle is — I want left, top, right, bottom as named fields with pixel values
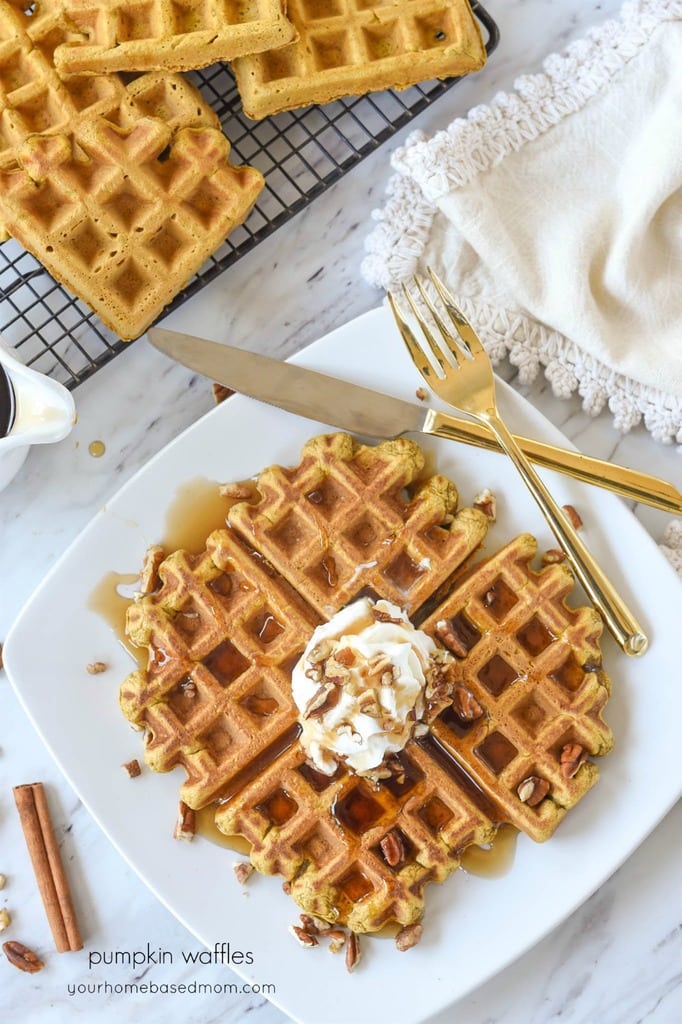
left=0, top=2, right=264, bottom=337
left=420, top=532, right=614, bottom=843
left=52, top=0, right=296, bottom=75
left=214, top=534, right=612, bottom=932
left=226, top=433, right=490, bottom=620
left=121, top=435, right=613, bottom=936
left=121, top=527, right=321, bottom=809
left=231, top=0, right=487, bottom=120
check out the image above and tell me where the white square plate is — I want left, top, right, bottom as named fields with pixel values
left=4, top=306, right=681, bottom=1024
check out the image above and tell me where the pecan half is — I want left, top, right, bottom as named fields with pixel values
left=517, top=776, right=550, bottom=807
left=560, top=742, right=587, bottom=779
left=395, top=923, right=423, bottom=952
left=434, top=618, right=469, bottom=658
left=345, top=931, right=361, bottom=972
left=451, top=685, right=483, bottom=722
left=3, top=940, right=44, bottom=973
left=380, top=830, right=406, bottom=868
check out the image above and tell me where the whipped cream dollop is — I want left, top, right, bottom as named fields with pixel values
left=291, top=597, right=451, bottom=778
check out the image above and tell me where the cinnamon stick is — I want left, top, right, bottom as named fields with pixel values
left=13, top=783, right=82, bottom=952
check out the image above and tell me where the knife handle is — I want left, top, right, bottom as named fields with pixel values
left=428, top=411, right=682, bottom=515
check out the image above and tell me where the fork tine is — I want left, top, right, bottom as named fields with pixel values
left=400, top=282, right=451, bottom=378
left=413, top=276, right=464, bottom=366
left=387, top=290, right=440, bottom=384
left=427, top=267, right=485, bottom=358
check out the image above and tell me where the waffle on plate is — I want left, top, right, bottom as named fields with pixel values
left=121, top=433, right=613, bottom=936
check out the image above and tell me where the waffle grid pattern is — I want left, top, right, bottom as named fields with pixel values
left=227, top=433, right=489, bottom=619
left=121, top=529, right=320, bottom=808
left=234, top=0, right=487, bottom=119
left=123, top=436, right=613, bottom=932
left=54, top=0, right=296, bottom=73
left=216, top=739, right=496, bottom=931
left=421, top=533, right=613, bottom=842
left=0, top=3, right=498, bottom=387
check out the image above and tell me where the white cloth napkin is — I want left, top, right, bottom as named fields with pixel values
left=363, top=0, right=682, bottom=445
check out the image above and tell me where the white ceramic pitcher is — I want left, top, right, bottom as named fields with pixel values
left=0, top=337, right=76, bottom=494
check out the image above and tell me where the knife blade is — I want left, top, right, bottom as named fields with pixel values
left=148, top=327, right=682, bottom=515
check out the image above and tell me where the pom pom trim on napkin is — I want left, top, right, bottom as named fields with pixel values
left=363, top=0, right=682, bottom=444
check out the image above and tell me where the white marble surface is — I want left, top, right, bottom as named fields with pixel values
left=1, top=2, right=680, bottom=1021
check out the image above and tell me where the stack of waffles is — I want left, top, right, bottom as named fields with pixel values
left=121, top=434, right=613, bottom=935
left=0, top=1, right=264, bottom=339
left=51, top=0, right=488, bottom=117
left=0, top=1, right=486, bottom=338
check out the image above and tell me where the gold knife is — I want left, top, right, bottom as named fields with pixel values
left=148, top=327, right=682, bottom=515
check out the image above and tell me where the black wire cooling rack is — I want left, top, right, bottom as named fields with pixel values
left=0, top=3, right=498, bottom=389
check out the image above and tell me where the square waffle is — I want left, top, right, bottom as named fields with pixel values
left=420, top=532, right=613, bottom=843
left=231, top=0, right=487, bottom=120
left=0, top=2, right=264, bottom=338
left=122, top=434, right=613, bottom=935
left=121, top=527, right=321, bottom=809
left=226, top=433, right=490, bottom=620
left=52, top=0, right=297, bottom=75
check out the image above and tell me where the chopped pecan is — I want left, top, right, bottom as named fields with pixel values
left=451, top=685, right=484, bottom=722
left=233, top=862, right=254, bottom=885
left=86, top=661, right=107, bottom=675
left=560, top=742, right=587, bottom=779
left=308, top=639, right=334, bottom=665
left=541, top=548, right=566, bottom=565
left=517, top=776, right=550, bottom=807
left=327, top=929, right=347, bottom=954
left=303, top=681, right=340, bottom=719
left=434, top=618, right=469, bottom=658
left=212, top=382, right=235, bottom=404
left=372, top=608, right=403, bottom=625
left=174, top=800, right=196, bottom=840
left=473, top=488, right=497, bottom=521
left=122, top=759, right=141, bottom=778
left=395, top=923, right=423, bottom=952
left=380, top=831, right=406, bottom=868
left=334, top=647, right=356, bottom=667
left=289, top=924, right=318, bottom=948
left=415, top=387, right=428, bottom=401
left=299, top=914, right=320, bottom=936
left=139, top=544, right=165, bottom=595
left=345, top=931, right=361, bottom=972
left=3, top=940, right=44, bottom=973
left=562, top=504, right=583, bottom=529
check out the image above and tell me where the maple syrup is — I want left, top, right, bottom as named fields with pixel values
left=0, top=365, right=15, bottom=438
left=460, top=825, right=518, bottom=878
left=88, top=571, right=142, bottom=661
left=194, top=805, right=252, bottom=855
left=162, top=476, right=232, bottom=553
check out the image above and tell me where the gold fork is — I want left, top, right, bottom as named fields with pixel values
left=388, top=269, right=648, bottom=658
